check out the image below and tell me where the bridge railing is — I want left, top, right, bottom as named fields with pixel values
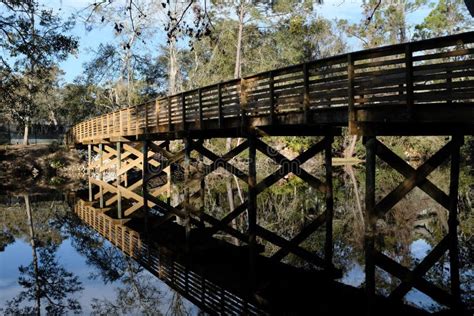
left=74, top=199, right=265, bottom=315
left=67, top=31, right=474, bottom=143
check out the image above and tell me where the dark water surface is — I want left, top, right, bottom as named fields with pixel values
left=0, top=195, right=197, bottom=315
left=0, top=162, right=472, bottom=314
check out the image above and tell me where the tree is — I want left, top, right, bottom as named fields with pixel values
left=0, top=0, right=77, bottom=144
left=1, top=196, right=83, bottom=315
left=91, top=259, right=164, bottom=316
left=338, top=0, right=427, bottom=48
left=414, top=0, right=471, bottom=39
left=3, top=245, right=83, bottom=315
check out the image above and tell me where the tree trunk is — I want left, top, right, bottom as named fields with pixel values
left=344, top=135, right=358, bottom=158
left=168, top=35, right=178, bottom=95
left=25, top=195, right=40, bottom=316
left=23, top=120, right=30, bottom=145
left=50, top=110, right=58, bottom=126
left=234, top=2, right=245, bottom=79
left=225, top=1, right=246, bottom=245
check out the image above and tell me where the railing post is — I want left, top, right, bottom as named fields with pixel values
left=113, top=112, right=116, bottom=137
left=218, top=83, right=223, bottom=128
left=135, top=105, right=139, bottom=136
left=405, top=43, right=414, bottom=120
left=240, top=79, right=248, bottom=131
left=120, top=111, right=124, bottom=135
left=145, top=104, right=149, bottom=135
left=168, top=97, right=172, bottom=132
left=269, top=71, right=275, bottom=124
left=128, top=108, right=132, bottom=134
left=347, top=53, right=356, bottom=134
left=155, top=100, right=160, bottom=130
left=447, top=69, right=452, bottom=106
left=181, top=92, right=186, bottom=130
left=303, top=63, right=310, bottom=124
left=198, top=88, right=203, bottom=129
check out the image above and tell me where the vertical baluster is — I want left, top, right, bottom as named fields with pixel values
left=218, top=83, right=223, bottom=128
left=182, top=92, right=186, bottom=130
left=240, top=79, right=248, bottom=128
left=269, top=71, right=275, bottom=124
left=303, top=63, right=310, bottom=123
left=155, top=99, right=160, bottom=132
left=198, top=88, right=203, bottom=129
left=145, top=104, right=149, bottom=135
left=347, top=53, right=356, bottom=134
left=120, top=110, right=124, bottom=135
left=405, top=44, right=414, bottom=119
left=128, top=108, right=132, bottom=134
left=168, top=97, right=172, bottom=132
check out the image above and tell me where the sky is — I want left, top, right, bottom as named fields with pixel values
left=38, top=0, right=434, bottom=83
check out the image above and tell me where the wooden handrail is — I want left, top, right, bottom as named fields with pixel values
left=67, top=31, right=474, bottom=143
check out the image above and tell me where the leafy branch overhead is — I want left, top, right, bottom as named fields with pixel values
left=85, top=0, right=214, bottom=48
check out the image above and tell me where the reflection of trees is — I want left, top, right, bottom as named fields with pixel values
left=1, top=195, right=83, bottom=315
left=59, top=211, right=127, bottom=284
left=90, top=257, right=164, bottom=315
left=165, top=292, right=190, bottom=316
left=3, top=245, right=83, bottom=315
left=60, top=209, right=167, bottom=314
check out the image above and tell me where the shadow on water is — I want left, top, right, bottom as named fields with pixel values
left=0, top=161, right=472, bottom=315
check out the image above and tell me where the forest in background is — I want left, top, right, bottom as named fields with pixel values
left=0, top=0, right=472, bottom=149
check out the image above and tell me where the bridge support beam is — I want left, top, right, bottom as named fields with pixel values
left=88, top=144, right=92, bottom=202
left=363, top=135, right=465, bottom=315
left=248, top=131, right=257, bottom=286
left=116, top=141, right=122, bottom=219
left=85, top=132, right=340, bottom=277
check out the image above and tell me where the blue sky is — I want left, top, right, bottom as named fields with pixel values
left=40, top=0, right=434, bottom=83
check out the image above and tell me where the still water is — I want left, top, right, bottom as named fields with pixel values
left=0, top=162, right=472, bottom=314
left=0, top=195, right=198, bottom=315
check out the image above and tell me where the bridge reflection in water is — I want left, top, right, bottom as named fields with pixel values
left=72, top=192, right=430, bottom=315
left=68, top=32, right=474, bottom=315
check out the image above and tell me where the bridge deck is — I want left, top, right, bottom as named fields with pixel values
left=68, top=31, right=474, bottom=144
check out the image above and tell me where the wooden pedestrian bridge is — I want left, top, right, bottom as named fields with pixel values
left=67, top=32, right=474, bottom=315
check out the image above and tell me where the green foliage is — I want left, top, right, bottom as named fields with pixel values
left=2, top=245, right=83, bottom=315
left=339, top=0, right=427, bottom=47
left=0, top=0, right=78, bottom=140
left=414, top=0, right=471, bottom=39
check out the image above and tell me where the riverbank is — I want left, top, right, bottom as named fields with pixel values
left=0, top=143, right=86, bottom=193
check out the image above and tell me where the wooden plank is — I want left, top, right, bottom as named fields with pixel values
left=364, top=136, right=377, bottom=314
left=348, top=53, right=355, bottom=133
left=405, top=43, right=414, bottom=119
left=448, top=135, right=462, bottom=309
